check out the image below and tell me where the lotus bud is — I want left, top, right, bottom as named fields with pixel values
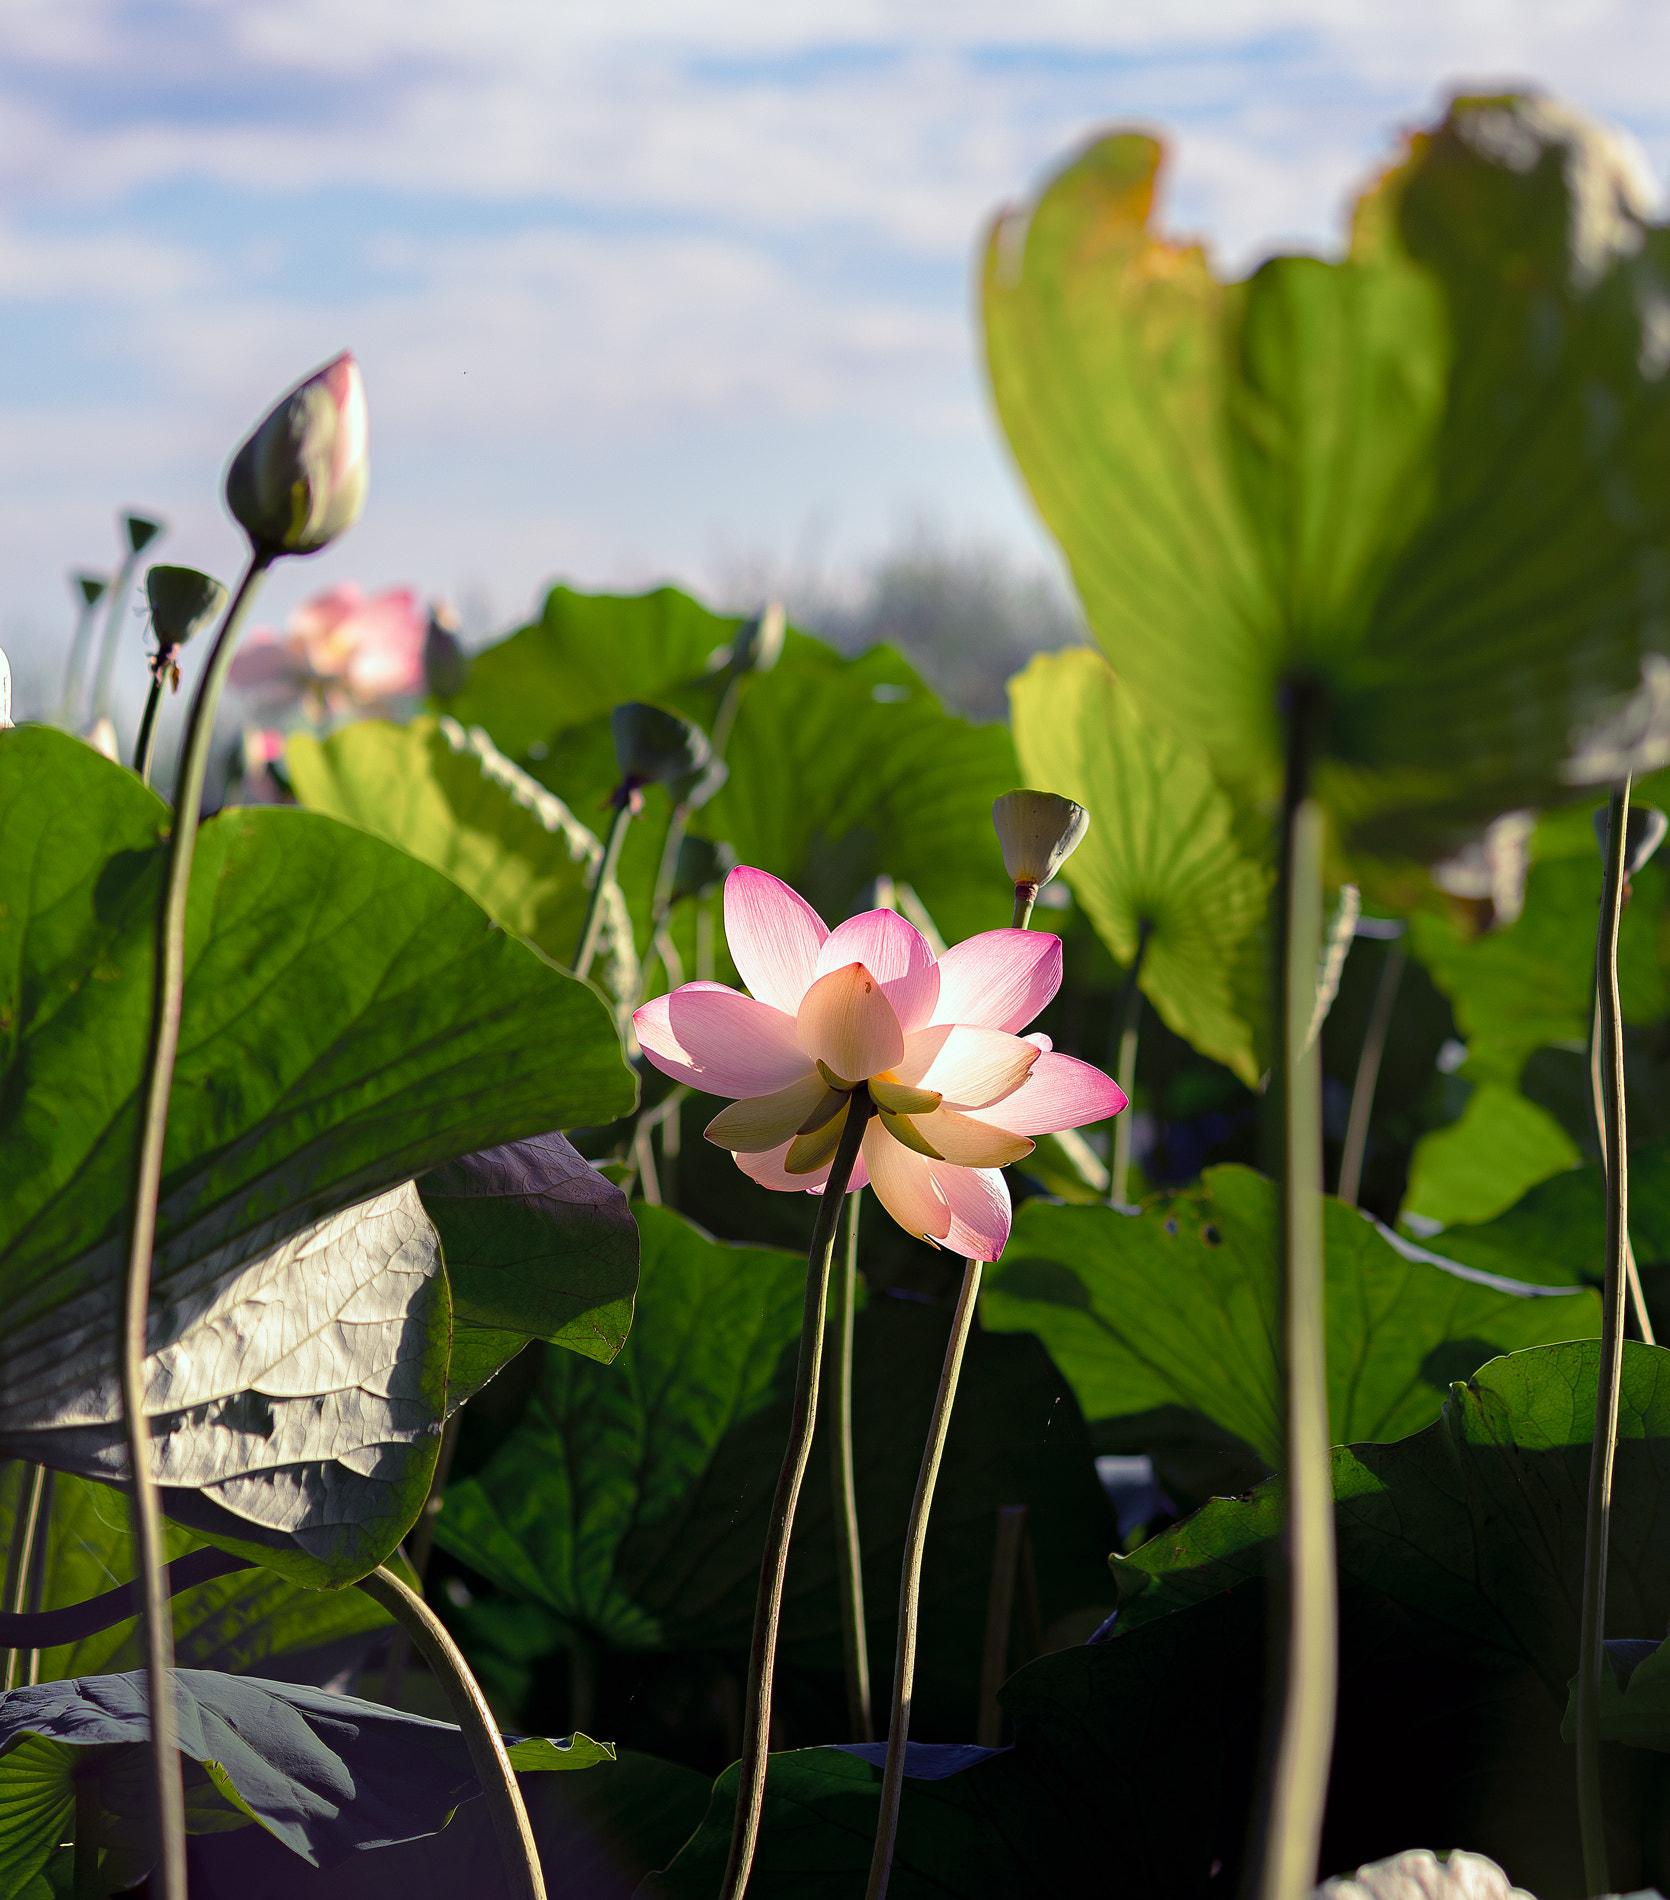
left=225, top=351, right=368, bottom=555
left=0, top=646, right=11, bottom=729
left=611, top=701, right=712, bottom=796
left=993, top=789, right=1090, bottom=889
left=124, top=513, right=164, bottom=556
left=1593, top=802, right=1669, bottom=878
left=146, top=566, right=227, bottom=656
left=73, top=572, right=108, bottom=608
left=732, top=600, right=786, bottom=676
left=425, top=600, right=469, bottom=698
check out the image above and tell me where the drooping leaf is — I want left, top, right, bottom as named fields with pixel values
left=0, top=1669, right=611, bottom=1895
left=981, top=1166, right=1599, bottom=1469
left=0, top=1465, right=396, bottom=1685
left=1400, top=1080, right=1582, bottom=1228
left=416, top=1130, right=640, bottom=1401
left=0, top=727, right=633, bottom=1330
left=0, top=1185, right=449, bottom=1588
left=1008, top=647, right=1269, bottom=1083
left=435, top=1206, right=1116, bottom=1722
left=984, top=98, right=1670, bottom=880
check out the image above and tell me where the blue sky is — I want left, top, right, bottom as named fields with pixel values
left=5, top=0, right=1670, bottom=714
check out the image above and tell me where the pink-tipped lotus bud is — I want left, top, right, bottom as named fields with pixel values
left=993, top=789, right=1090, bottom=888
left=225, top=351, right=368, bottom=555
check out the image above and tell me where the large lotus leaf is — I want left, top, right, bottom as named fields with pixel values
left=416, top=1130, right=639, bottom=1401
left=0, top=1669, right=611, bottom=1897
left=435, top=1207, right=1116, bottom=1721
left=0, top=1183, right=447, bottom=1587
left=697, top=637, right=1018, bottom=951
left=437, top=584, right=740, bottom=762
left=1400, top=1080, right=1582, bottom=1228
left=187, top=1747, right=710, bottom=1900
left=1431, top=1137, right=1670, bottom=1287
left=984, top=98, right=1670, bottom=875
left=0, top=725, right=634, bottom=1340
left=1008, top=647, right=1269, bottom=1083
left=0, top=1465, right=395, bottom=1685
left=981, top=1165, right=1599, bottom=1470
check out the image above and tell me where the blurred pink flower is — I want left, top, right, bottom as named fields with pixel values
left=634, top=866, right=1125, bottom=1260
left=230, top=583, right=426, bottom=712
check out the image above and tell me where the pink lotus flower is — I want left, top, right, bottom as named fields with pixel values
left=633, top=867, right=1126, bottom=1259
left=230, top=583, right=426, bottom=711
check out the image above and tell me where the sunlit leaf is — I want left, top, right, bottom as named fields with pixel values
left=1400, top=1081, right=1581, bottom=1228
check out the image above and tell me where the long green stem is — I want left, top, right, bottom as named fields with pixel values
left=1577, top=778, right=1632, bottom=1898
left=1589, top=976, right=1654, bottom=1344
left=60, top=598, right=102, bottom=727
left=356, top=1564, right=546, bottom=1900
left=2, top=1463, right=47, bottom=1691
left=1010, top=884, right=1036, bottom=931
left=1336, top=934, right=1405, bottom=1208
left=1253, top=705, right=1336, bottom=1900
left=827, top=1188, right=872, bottom=1742
left=721, top=1093, right=872, bottom=1900
left=864, top=1257, right=984, bottom=1900
left=574, top=801, right=633, bottom=982
left=1108, top=920, right=1153, bottom=1210
left=134, top=673, right=166, bottom=788
left=119, top=546, right=272, bottom=1900
left=90, top=549, right=142, bottom=727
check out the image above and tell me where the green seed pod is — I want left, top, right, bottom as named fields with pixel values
left=145, top=566, right=228, bottom=650
left=73, top=572, right=108, bottom=608
left=992, top=789, right=1090, bottom=888
left=611, top=701, right=711, bottom=789
left=124, top=513, right=165, bottom=556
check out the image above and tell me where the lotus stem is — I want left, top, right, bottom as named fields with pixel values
left=119, top=545, right=272, bottom=1900
left=134, top=673, right=166, bottom=788
left=1108, top=919, right=1153, bottom=1209
left=74, top=1771, right=101, bottom=1900
left=1253, top=693, right=1336, bottom=1900
left=382, top=1409, right=464, bottom=1710
left=2, top=1462, right=47, bottom=1691
left=863, top=1255, right=984, bottom=1900
left=1010, top=883, right=1037, bottom=930
left=574, top=799, right=633, bottom=982
left=1589, top=977, right=1654, bottom=1343
left=827, top=1187, right=873, bottom=1742
left=1577, top=778, right=1632, bottom=1898
left=357, top=1564, right=546, bottom=1900
left=90, top=547, right=142, bottom=727
left=1336, top=933, right=1405, bottom=1208
left=59, top=596, right=102, bottom=727
left=720, top=1091, right=872, bottom=1900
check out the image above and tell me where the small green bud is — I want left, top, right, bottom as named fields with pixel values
left=72, top=572, right=108, bottom=608
left=225, top=351, right=368, bottom=555
left=124, top=513, right=164, bottom=556
left=611, top=701, right=711, bottom=790
left=1593, top=802, right=1669, bottom=876
left=992, top=789, right=1090, bottom=889
left=145, top=566, right=228, bottom=650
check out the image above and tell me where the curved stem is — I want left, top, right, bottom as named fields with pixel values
left=1108, top=920, right=1153, bottom=1210
left=1589, top=977, right=1654, bottom=1344
left=1252, top=702, right=1336, bottom=1900
left=382, top=1409, right=464, bottom=1709
left=574, top=800, right=633, bottom=982
left=356, top=1565, right=546, bottom=1900
left=827, top=1187, right=872, bottom=1742
left=119, top=546, right=272, bottom=1900
left=721, top=1093, right=872, bottom=1900
left=1336, top=934, right=1405, bottom=1208
left=1010, top=884, right=1037, bottom=931
left=134, top=674, right=166, bottom=788
left=90, top=550, right=141, bottom=727
left=863, top=1257, right=984, bottom=1900
left=1577, top=778, right=1632, bottom=1898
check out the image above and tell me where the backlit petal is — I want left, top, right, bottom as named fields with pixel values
left=863, top=1123, right=952, bottom=1243
left=736, top=1136, right=873, bottom=1195
left=911, top=1107, right=1034, bottom=1168
left=797, top=963, right=905, bottom=1083
left=933, top=1163, right=1012, bottom=1261
left=966, top=1051, right=1127, bottom=1136
left=815, top=909, right=939, bottom=1033
left=930, top=929, right=1062, bottom=1034
left=896, top=1024, right=1039, bottom=1107
left=634, top=982, right=810, bottom=1098
left=724, top=866, right=829, bottom=1014
left=705, top=1073, right=829, bottom=1152
left=786, top=1117, right=844, bottom=1174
